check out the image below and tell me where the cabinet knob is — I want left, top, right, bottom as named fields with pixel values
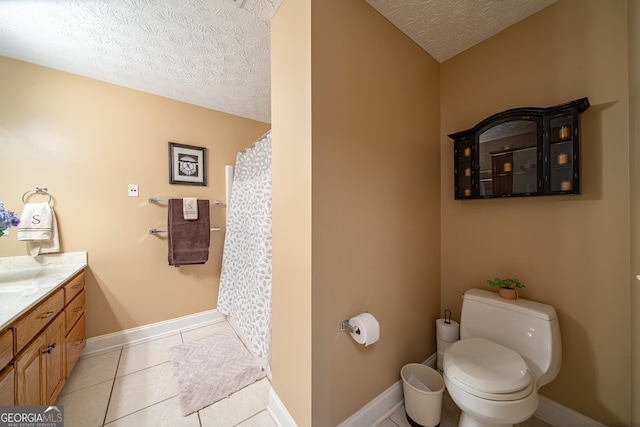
left=40, top=311, right=54, bottom=319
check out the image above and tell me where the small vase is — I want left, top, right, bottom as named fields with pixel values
left=499, top=288, right=517, bottom=300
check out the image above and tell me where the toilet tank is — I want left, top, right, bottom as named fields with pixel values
left=460, top=288, right=562, bottom=388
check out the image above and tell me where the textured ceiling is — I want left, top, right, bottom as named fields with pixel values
left=365, top=0, right=557, bottom=63
left=0, top=0, right=556, bottom=124
left=0, top=0, right=280, bottom=123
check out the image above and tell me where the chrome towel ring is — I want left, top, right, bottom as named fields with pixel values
left=22, top=187, right=52, bottom=204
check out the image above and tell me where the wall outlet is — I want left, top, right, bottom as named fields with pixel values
left=128, top=184, right=139, bottom=197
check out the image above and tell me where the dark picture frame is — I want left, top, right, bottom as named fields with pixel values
left=168, top=142, right=208, bottom=186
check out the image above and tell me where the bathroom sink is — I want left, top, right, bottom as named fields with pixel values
left=0, top=253, right=87, bottom=329
left=0, top=266, right=72, bottom=317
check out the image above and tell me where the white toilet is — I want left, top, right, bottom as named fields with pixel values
left=443, top=289, right=561, bottom=427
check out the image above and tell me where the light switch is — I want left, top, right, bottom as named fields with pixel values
left=128, top=184, right=139, bottom=197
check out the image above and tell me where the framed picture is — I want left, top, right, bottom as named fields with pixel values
left=169, top=142, right=208, bottom=186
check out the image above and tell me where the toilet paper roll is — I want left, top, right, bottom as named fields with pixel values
left=349, top=312, right=380, bottom=346
left=437, top=351, right=444, bottom=371
left=436, top=336, right=455, bottom=353
left=436, top=318, right=460, bottom=342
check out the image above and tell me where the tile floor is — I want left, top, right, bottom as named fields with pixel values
left=55, top=320, right=276, bottom=427
left=56, top=318, right=552, bottom=427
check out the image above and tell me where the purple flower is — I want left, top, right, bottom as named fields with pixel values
left=0, top=201, right=20, bottom=236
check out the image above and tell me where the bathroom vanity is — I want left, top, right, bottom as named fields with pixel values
left=0, top=252, right=87, bottom=405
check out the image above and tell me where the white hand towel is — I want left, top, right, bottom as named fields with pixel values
left=18, top=203, right=53, bottom=241
left=17, top=203, right=60, bottom=256
left=183, top=197, right=198, bottom=220
left=37, top=208, right=60, bottom=255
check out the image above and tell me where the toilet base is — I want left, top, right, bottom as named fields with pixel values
left=405, top=412, right=440, bottom=427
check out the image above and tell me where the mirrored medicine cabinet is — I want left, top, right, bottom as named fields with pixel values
left=449, top=97, right=589, bottom=200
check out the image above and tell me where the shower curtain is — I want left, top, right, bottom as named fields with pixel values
left=217, top=131, right=272, bottom=367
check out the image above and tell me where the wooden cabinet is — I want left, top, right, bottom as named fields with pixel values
left=449, top=98, right=589, bottom=199
left=14, top=309, right=65, bottom=406
left=14, top=289, right=64, bottom=353
left=0, top=366, right=14, bottom=405
left=44, top=314, right=65, bottom=403
left=65, top=288, right=86, bottom=376
left=0, top=329, right=12, bottom=369
left=1, top=269, right=86, bottom=406
left=15, top=334, right=44, bottom=405
left=65, top=314, right=86, bottom=377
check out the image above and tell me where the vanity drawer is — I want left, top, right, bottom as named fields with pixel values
left=64, top=271, right=85, bottom=305
left=65, top=290, right=85, bottom=333
left=14, top=289, right=64, bottom=353
left=65, top=314, right=85, bottom=377
left=0, top=329, right=13, bottom=369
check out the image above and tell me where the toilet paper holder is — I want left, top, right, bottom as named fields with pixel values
left=339, top=319, right=361, bottom=335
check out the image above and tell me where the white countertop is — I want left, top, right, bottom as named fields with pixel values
left=0, top=252, right=87, bottom=329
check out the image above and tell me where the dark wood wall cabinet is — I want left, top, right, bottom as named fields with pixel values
left=449, top=98, right=589, bottom=199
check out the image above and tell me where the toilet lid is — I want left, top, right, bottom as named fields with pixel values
left=444, top=338, right=531, bottom=394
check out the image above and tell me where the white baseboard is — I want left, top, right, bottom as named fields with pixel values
left=268, top=388, right=298, bottom=427
left=337, top=353, right=604, bottom=427
left=264, top=357, right=440, bottom=427
left=337, top=354, right=437, bottom=427
left=83, top=309, right=225, bottom=356
left=535, top=395, right=605, bottom=427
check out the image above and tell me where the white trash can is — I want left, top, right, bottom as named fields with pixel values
left=401, top=363, right=445, bottom=427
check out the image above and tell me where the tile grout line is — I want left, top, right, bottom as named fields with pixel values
left=101, top=347, right=123, bottom=426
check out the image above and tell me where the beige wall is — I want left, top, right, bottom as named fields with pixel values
left=271, top=0, right=313, bottom=424
left=629, top=0, right=639, bottom=424
left=440, top=1, right=630, bottom=425
left=1, top=0, right=634, bottom=424
left=272, top=0, right=441, bottom=425
left=0, top=56, right=270, bottom=338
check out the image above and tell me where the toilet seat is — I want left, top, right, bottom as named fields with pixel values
left=444, top=337, right=533, bottom=401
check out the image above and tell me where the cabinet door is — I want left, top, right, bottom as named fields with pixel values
left=479, top=118, right=542, bottom=197
left=15, top=334, right=45, bottom=405
left=545, top=112, right=580, bottom=194
left=44, top=314, right=65, bottom=404
left=0, top=329, right=13, bottom=370
left=0, top=366, right=14, bottom=405
left=454, top=137, right=474, bottom=198
left=66, top=314, right=86, bottom=377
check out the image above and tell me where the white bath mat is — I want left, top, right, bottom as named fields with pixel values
left=168, top=329, right=266, bottom=416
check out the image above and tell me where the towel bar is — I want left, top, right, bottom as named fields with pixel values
left=148, top=197, right=223, bottom=205
left=148, top=227, right=221, bottom=235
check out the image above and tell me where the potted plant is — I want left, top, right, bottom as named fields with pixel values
left=486, top=277, right=525, bottom=300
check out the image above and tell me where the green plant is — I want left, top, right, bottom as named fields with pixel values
left=486, top=277, right=525, bottom=290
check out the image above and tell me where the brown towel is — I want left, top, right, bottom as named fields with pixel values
left=168, top=199, right=210, bottom=266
